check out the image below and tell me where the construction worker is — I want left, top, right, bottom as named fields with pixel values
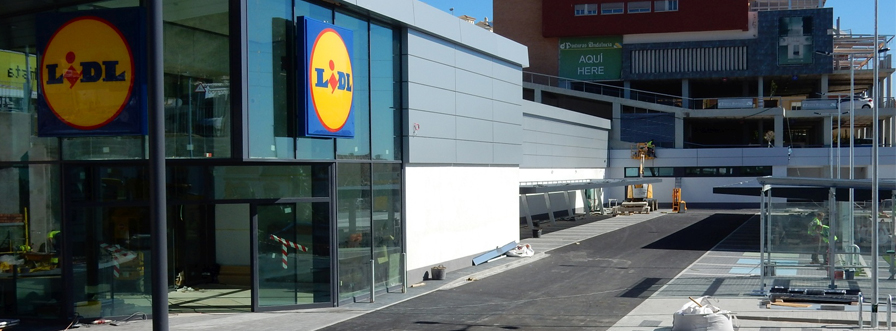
left=645, top=140, right=656, bottom=157
left=807, top=212, right=835, bottom=265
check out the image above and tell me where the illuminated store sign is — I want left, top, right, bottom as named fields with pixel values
left=36, top=8, right=146, bottom=137
left=300, top=17, right=355, bottom=138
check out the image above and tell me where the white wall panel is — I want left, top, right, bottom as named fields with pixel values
left=493, top=80, right=522, bottom=104
left=456, top=47, right=494, bottom=78
left=407, top=56, right=455, bottom=90
left=405, top=29, right=456, bottom=66
left=455, top=69, right=492, bottom=99
left=455, top=93, right=493, bottom=120
left=407, top=110, right=456, bottom=139
left=405, top=166, right=519, bottom=272
left=456, top=117, right=494, bottom=142
left=406, top=82, right=456, bottom=115
left=457, top=140, right=494, bottom=164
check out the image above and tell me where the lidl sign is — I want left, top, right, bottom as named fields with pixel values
left=300, top=17, right=354, bottom=138
left=36, top=8, right=146, bottom=137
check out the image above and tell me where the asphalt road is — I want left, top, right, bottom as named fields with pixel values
left=321, top=210, right=753, bottom=331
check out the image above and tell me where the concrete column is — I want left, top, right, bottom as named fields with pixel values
left=774, top=114, right=783, bottom=147
left=887, top=75, right=892, bottom=106
left=681, top=78, right=690, bottom=109
left=822, top=116, right=832, bottom=146
left=611, top=102, right=622, bottom=145
left=820, top=74, right=829, bottom=96
left=758, top=77, right=765, bottom=108
left=624, top=81, right=631, bottom=99
left=675, top=111, right=684, bottom=148
left=533, top=87, right=542, bottom=103
left=880, top=118, right=886, bottom=147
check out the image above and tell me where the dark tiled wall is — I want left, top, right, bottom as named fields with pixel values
left=622, top=8, right=833, bottom=80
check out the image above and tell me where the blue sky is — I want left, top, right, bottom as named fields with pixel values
left=419, top=0, right=894, bottom=36
left=419, top=0, right=492, bottom=21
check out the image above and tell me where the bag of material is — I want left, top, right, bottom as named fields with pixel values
left=671, top=296, right=736, bottom=331
left=505, top=244, right=534, bottom=257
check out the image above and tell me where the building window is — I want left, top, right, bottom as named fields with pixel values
left=601, top=2, right=624, bottom=14
left=587, top=4, right=598, bottom=14
left=624, top=166, right=772, bottom=177
left=628, top=1, right=651, bottom=13
left=654, top=0, right=678, bottom=12
left=574, top=4, right=586, bottom=15
left=575, top=4, right=598, bottom=16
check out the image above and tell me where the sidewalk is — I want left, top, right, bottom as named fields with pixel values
left=50, top=210, right=888, bottom=330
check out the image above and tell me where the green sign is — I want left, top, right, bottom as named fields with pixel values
left=777, top=16, right=813, bottom=66
left=559, top=36, right=622, bottom=81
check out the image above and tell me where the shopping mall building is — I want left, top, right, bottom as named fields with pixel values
left=0, top=0, right=620, bottom=320
left=495, top=0, right=896, bottom=206
left=7, top=0, right=888, bottom=322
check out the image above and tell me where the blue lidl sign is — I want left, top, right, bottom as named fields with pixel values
left=299, top=17, right=355, bottom=138
left=36, top=8, right=146, bottom=137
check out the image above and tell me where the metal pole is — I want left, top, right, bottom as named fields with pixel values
left=829, top=187, right=836, bottom=289
left=370, top=259, right=375, bottom=302
left=889, top=294, right=893, bottom=329
left=188, top=76, right=193, bottom=158
left=860, top=292, right=865, bottom=327
left=872, top=0, right=880, bottom=323
left=401, top=252, right=407, bottom=293
left=148, top=0, right=169, bottom=330
left=759, top=187, right=766, bottom=292
left=850, top=54, right=855, bottom=268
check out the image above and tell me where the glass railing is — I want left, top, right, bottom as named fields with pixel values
left=523, top=72, right=789, bottom=110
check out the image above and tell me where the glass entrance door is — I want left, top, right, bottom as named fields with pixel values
left=253, top=202, right=331, bottom=310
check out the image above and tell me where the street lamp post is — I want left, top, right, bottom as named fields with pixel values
left=871, top=0, right=879, bottom=323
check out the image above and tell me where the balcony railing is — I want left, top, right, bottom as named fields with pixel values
left=523, top=72, right=792, bottom=110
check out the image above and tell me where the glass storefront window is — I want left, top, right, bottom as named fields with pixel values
left=0, top=47, right=58, bottom=161
left=370, top=23, right=401, bottom=161
left=372, top=163, right=401, bottom=291
left=257, top=201, right=331, bottom=306
left=62, top=137, right=145, bottom=160
left=213, top=164, right=329, bottom=199
left=336, top=163, right=371, bottom=301
left=164, top=0, right=232, bottom=159
left=70, top=206, right=151, bottom=319
left=335, top=11, right=370, bottom=160
left=0, top=164, right=62, bottom=317
left=168, top=166, right=210, bottom=201
left=248, top=0, right=297, bottom=159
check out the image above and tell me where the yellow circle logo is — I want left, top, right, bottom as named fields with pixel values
left=40, top=16, right=134, bottom=130
left=309, top=28, right=353, bottom=132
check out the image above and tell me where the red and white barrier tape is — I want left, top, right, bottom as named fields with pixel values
left=269, top=234, right=309, bottom=269
left=99, top=243, right=121, bottom=278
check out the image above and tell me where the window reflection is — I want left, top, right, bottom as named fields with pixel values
left=0, top=165, right=63, bottom=317
left=164, top=0, right=232, bottom=158
left=337, top=163, right=371, bottom=301
left=335, top=11, right=370, bottom=160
